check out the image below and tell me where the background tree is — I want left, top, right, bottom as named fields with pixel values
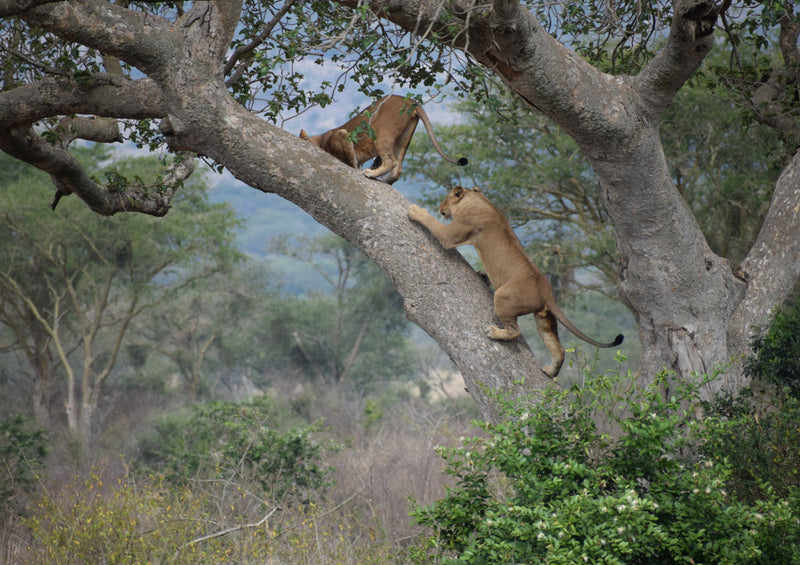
left=2, top=1, right=799, bottom=418
left=0, top=147, right=240, bottom=455
left=268, top=234, right=416, bottom=388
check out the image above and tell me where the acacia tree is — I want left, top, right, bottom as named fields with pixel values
left=0, top=149, right=239, bottom=452
left=2, top=1, right=799, bottom=419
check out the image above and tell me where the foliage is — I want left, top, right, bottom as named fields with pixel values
left=412, top=370, right=800, bottom=564
left=0, top=415, right=47, bottom=517
left=25, top=470, right=408, bottom=565
left=0, top=147, right=241, bottom=450
left=135, top=395, right=337, bottom=505
left=26, top=472, right=271, bottom=564
left=703, top=388, right=800, bottom=505
left=745, top=296, right=800, bottom=395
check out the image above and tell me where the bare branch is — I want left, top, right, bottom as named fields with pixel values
left=187, top=506, right=279, bottom=546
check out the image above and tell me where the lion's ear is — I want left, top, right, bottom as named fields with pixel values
left=472, top=186, right=482, bottom=193
left=452, top=186, right=464, bottom=197
left=299, top=130, right=308, bottom=139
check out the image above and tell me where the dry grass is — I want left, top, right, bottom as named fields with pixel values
left=3, top=380, right=478, bottom=564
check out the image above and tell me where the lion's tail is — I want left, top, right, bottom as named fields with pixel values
left=414, top=106, right=469, bottom=167
left=550, top=302, right=624, bottom=348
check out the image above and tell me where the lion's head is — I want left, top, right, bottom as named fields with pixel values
left=438, top=186, right=486, bottom=219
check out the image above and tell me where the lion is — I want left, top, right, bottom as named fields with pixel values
left=299, top=95, right=468, bottom=184
left=408, top=185, right=623, bottom=378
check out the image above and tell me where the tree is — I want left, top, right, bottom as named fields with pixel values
left=2, top=1, right=799, bottom=419
left=0, top=148, right=240, bottom=453
left=269, top=234, right=415, bottom=387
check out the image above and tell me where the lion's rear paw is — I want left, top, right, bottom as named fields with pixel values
left=487, top=325, right=519, bottom=341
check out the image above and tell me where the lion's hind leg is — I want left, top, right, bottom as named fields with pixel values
left=487, top=284, right=523, bottom=341
left=535, top=309, right=565, bottom=378
left=363, top=150, right=397, bottom=181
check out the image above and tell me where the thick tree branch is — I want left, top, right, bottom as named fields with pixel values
left=748, top=11, right=800, bottom=151
left=0, top=0, right=55, bottom=16
left=0, top=76, right=166, bottom=125
left=19, top=1, right=179, bottom=79
left=634, top=0, right=723, bottom=116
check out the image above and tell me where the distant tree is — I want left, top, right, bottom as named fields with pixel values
left=0, top=148, right=240, bottom=456
left=268, top=234, right=416, bottom=387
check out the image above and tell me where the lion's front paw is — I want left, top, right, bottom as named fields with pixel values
left=408, top=204, right=428, bottom=222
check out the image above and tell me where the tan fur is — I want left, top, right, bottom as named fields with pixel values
left=300, top=95, right=467, bottom=185
left=408, top=186, right=623, bottom=378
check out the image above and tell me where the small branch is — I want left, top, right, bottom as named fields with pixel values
left=186, top=506, right=279, bottom=546
left=223, top=0, right=297, bottom=81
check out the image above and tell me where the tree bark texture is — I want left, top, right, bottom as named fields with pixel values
left=3, top=0, right=798, bottom=416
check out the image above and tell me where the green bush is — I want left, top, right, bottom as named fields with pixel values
left=703, top=388, right=800, bottom=504
left=746, top=296, right=800, bottom=395
left=0, top=414, right=47, bottom=517
left=412, top=371, right=800, bottom=564
left=27, top=473, right=270, bottom=564
left=136, top=395, right=337, bottom=504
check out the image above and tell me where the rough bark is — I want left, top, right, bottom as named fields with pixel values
left=3, top=0, right=799, bottom=417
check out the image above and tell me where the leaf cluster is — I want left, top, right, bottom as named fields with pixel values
left=412, top=370, right=800, bottom=563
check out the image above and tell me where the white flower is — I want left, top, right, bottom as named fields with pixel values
left=537, top=531, right=546, bottom=540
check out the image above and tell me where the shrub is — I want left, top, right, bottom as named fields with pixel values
left=136, top=395, right=337, bottom=505
left=0, top=415, right=47, bottom=517
left=412, top=371, right=800, bottom=564
left=26, top=473, right=271, bottom=564
left=703, top=389, right=800, bottom=504
left=745, top=296, right=800, bottom=396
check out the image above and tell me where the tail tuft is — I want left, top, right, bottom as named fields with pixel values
left=457, top=157, right=469, bottom=166
left=611, top=334, right=624, bottom=346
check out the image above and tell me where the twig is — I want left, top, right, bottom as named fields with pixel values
left=186, top=506, right=280, bottom=546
